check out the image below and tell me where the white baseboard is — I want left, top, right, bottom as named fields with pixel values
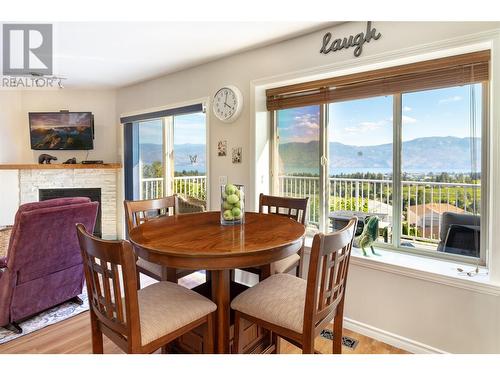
left=343, top=317, right=448, bottom=354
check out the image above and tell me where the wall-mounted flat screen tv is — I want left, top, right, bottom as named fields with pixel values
left=29, top=112, right=94, bottom=150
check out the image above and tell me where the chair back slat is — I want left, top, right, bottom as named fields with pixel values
left=100, top=264, right=114, bottom=319
left=317, top=252, right=329, bottom=310
left=258, top=193, right=309, bottom=225
left=76, top=224, right=141, bottom=347
left=111, top=263, right=125, bottom=323
left=303, top=218, right=357, bottom=333
left=124, top=195, right=179, bottom=232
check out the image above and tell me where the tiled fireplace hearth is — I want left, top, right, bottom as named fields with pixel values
left=0, top=164, right=121, bottom=239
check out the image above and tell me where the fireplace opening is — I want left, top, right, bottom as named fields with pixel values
left=39, top=188, right=102, bottom=237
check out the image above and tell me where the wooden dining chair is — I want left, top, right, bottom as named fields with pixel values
left=231, top=217, right=357, bottom=354
left=76, top=223, right=216, bottom=354
left=124, top=195, right=198, bottom=285
left=238, top=194, right=309, bottom=279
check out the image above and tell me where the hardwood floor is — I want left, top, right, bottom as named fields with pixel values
left=279, top=328, right=408, bottom=354
left=0, top=271, right=407, bottom=354
left=0, top=310, right=407, bottom=354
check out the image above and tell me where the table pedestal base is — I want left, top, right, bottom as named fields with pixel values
left=173, top=278, right=274, bottom=354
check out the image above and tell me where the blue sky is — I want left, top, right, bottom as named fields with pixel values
left=278, top=84, right=482, bottom=146
left=138, top=112, right=206, bottom=145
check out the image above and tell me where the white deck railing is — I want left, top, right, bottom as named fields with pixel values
left=141, top=176, right=207, bottom=201
left=141, top=174, right=479, bottom=244
left=278, top=175, right=480, bottom=244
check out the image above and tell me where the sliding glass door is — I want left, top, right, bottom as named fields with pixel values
left=172, top=112, right=207, bottom=201
left=134, top=108, right=207, bottom=204
left=139, top=119, right=165, bottom=199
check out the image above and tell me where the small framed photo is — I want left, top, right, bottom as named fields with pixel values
left=232, top=147, right=242, bottom=164
left=217, top=140, right=227, bottom=157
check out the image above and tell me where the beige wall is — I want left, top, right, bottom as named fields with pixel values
left=0, top=89, right=118, bottom=164
left=116, top=21, right=500, bottom=353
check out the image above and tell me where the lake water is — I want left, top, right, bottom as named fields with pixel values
left=173, top=164, right=474, bottom=176
left=282, top=166, right=477, bottom=176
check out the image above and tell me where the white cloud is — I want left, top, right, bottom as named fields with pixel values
left=402, top=115, right=417, bottom=124
left=403, top=106, right=412, bottom=112
left=344, top=120, right=387, bottom=133
left=280, top=112, right=320, bottom=143
left=295, top=113, right=319, bottom=129
left=439, top=95, right=462, bottom=104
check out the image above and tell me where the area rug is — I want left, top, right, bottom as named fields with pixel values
left=0, top=290, right=89, bottom=345
left=0, top=271, right=206, bottom=345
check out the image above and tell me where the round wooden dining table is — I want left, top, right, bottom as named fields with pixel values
left=129, top=211, right=305, bottom=353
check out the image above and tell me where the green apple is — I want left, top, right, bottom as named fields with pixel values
left=223, top=201, right=233, bottom=210
left=231, top=207, right=241, bottom=218
left=223, top=209, right=234, bottom=221
left=225, top=184, right=237, bottom=195
left=227, top=194, right=239, bottom=204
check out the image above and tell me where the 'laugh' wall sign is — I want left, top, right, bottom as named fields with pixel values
left=320, top=21, right=382, bottom=58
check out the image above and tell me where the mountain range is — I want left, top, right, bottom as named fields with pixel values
left=140, top=136, right=480, bottom=174
left=279, top=136, right=480, bottom=173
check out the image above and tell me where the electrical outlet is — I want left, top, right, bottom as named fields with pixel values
left=219, top=176, right=227, bottom=184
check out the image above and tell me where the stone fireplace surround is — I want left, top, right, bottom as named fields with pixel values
left=0, top=164, right=121, bottom=239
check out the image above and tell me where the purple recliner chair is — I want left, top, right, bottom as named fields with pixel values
left=0, top=197, right=99, bottom=333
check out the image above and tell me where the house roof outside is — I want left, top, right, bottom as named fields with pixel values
left=407, top=203, right=465, bottom=225
left=367, top=200, right=393, bottom=218
left=408, top=202, right=465, bottom=215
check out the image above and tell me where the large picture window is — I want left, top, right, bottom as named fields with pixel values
left=269, top=51, right=489, bottom=264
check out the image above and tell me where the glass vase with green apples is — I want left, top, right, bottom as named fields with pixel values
left=220, top=184, right=245, bottom=225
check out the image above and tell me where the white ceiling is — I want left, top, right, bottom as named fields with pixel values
left=50, top=22, right=335, bottom=88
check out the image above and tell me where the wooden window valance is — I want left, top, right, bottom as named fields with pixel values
left=266, top=50, right=490, bottom=110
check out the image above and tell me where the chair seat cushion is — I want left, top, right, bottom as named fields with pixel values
left=231, top=273, right=306, bottom=333
left=138, top=281, right=216, bottom=345
left=274, top=253, right=300, bottom=274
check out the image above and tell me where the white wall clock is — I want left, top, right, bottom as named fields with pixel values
left=212, top=85, right=243, bottom=123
